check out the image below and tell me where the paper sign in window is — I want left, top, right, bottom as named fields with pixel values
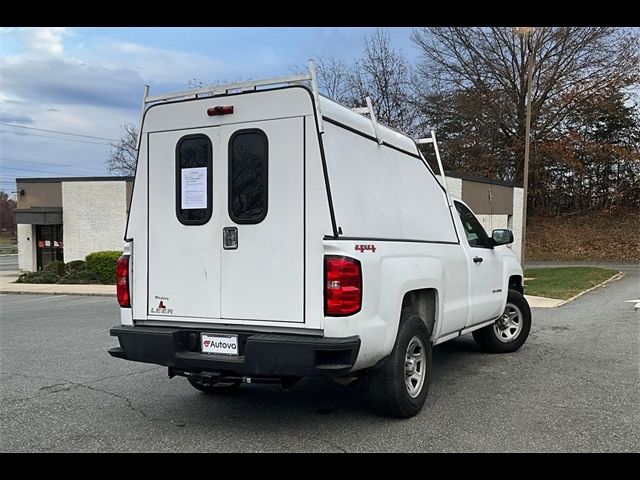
left=181, top=167, right=207, bottom=210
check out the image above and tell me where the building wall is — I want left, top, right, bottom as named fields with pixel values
left=16, top=182, right=62, bottom=209
left=17, top=224, right=36, bottom=271
left=462, top=181, right=513, bottom=215
left=62, top=181, right=128, bottom=262
left=440, top=176, right=462, bottom=199
left=510, top=187, right=524, bottom=261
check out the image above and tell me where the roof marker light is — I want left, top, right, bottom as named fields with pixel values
left=207, top=106, right=234, bottom=116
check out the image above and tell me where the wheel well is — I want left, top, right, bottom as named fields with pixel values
left=509, top=275, right=523, bottom=294
left=401, top=289, right=437, bottom=337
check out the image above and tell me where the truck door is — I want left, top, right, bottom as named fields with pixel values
left=147, top=127, right=222, bottom=319
left=453, top=200, right=504, bottom=326
left=219, top=117, right=304, bottom=323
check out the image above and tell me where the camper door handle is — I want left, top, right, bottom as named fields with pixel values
left=473, top=256, right=483, bottom=264
left=223, top=227, right=238, bottom=250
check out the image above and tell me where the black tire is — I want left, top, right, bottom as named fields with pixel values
left=367, top=313, right=432, bottom=418
left=188, top=377, right=242, bottom=394
left=473, top=289, right=531, bottom=353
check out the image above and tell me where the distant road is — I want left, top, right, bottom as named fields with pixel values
left=0, top=254, right=18, bottom=271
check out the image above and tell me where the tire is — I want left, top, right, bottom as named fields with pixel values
left=188, top=377, right=242, bottom=394
left=473, top=289, right=531, bottom=353
left=367, top=313, right=432, bottom=418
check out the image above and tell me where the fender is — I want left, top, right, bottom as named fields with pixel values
left=377, top=256, right=444, bottom=359
left=499, top=247, right=524, bottom=311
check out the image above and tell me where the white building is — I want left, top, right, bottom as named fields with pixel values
left=14, top=177, right=133, bottom=271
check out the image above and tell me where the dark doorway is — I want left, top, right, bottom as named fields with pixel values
left=36, top=225, right=63, bottom=271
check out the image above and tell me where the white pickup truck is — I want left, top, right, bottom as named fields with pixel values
left=109, top=62, right=531, bottom=418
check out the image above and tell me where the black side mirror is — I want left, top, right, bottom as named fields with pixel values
left=491, top=229, right=514, bottom=246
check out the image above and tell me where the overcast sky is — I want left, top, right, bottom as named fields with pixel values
left=0, top=27, right=419, bottom=193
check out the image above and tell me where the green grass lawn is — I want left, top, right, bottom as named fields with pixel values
left=524, top=267, right=619, bottom=300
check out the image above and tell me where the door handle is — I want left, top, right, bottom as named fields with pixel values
left=473, top=256, right=483, bottom=264
left=223, top=227, right=238, bottom=250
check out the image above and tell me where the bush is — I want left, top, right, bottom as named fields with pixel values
left=16, top=271, right=60, bottom=284
left=58, top=270, right=100, bottom=284
left=44, top=260, right=67, bottom=275
left=85, top=250, right=122, bottom=284
left=66, top=260, right=87, bottom=272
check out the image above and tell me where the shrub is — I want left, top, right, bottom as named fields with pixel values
left=66, top=260, right=87, bottom=272
left=16, top=271, right=60, bottom=284
left=85, top=250, right=122, bottom=284
left=58, top=270, right=100, bottom=284
left=44, top=260, right=67, bottom=275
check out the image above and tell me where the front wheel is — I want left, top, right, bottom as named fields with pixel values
left=473, top=289, right=531, bottom=353
left=367, top=314, right=432, bottom=418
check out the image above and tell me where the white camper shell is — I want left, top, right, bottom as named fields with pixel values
left=110, top=62, right=531, bottom=418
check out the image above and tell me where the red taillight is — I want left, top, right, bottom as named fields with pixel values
left=324, top=256, right=362, bottom=316
left=207, top=106, right=234, bottom=116
left=116, top=255, right=130, bottom=308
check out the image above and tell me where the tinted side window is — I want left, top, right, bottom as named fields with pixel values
left=454, top=201, right=490, bottom=247
left=176, top=135, right=213, bottom=225
left=228, top=130, right=268, bottom=224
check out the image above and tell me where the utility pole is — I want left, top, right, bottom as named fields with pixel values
left=518, top=27, right=535, bottom=268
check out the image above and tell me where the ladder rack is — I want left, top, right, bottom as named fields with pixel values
left=352, top=96, right=382, bottom=145
left=416, top=131, right=453, bottom=207
left=136, top=59, right=324, bottom=136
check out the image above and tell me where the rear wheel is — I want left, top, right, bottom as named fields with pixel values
left=473, top=289, right=531, bottom=353
left=367, top=313, right=432, bottom=418
left=188, top=377, right=241, bottom=394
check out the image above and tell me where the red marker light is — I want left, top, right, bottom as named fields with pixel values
left=207, top=106, right=234, bottom=116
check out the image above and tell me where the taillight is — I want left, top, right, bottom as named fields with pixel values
left=116, top=255, right=130, bottom=308
left=324, top=256, right=362, bottom=316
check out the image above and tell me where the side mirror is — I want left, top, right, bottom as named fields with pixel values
left=491, top=229, right=514, bottom=246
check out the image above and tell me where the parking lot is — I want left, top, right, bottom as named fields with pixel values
left=1, top=265, right=638, bottom=452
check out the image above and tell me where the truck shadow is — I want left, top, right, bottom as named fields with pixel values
left=172, top=336, right=485, bottom=423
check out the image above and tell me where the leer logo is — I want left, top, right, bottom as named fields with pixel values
left=150, top=300, right=173, bottom=315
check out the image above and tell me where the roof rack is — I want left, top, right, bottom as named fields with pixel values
left=135, top=59, right=324, bottom=147
left=352, top=96, right=382, bottom=145
left=416, top=131, right=453, bottom=207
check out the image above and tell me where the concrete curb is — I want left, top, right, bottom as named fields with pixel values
left=556, top=271, right=625, bottom=307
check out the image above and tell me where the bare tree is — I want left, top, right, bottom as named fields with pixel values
left=0, top=191, right=16, bottom=237
left=411, top=27, right=640, bottom=182
left=107, top=123, right=138, bottom=176
left=348, top=29, right=417, bottom=134
left=316, top=56, right=352, bottom=105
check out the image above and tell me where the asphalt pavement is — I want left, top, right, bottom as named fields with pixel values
left=0, top=255, right=18, bottom=271
left=1, top=264, right=638, bottom=452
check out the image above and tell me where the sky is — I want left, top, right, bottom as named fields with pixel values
left=0, top=27, right=419, bottom=195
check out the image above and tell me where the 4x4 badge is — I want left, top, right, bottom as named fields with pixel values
left=355, top=244, right=376, bottom=253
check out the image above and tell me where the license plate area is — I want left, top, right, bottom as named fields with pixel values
left=201, top=333, right=239, bottom=356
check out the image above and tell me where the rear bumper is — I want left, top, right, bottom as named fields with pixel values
left=109, top=325, right=360, bottom=377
